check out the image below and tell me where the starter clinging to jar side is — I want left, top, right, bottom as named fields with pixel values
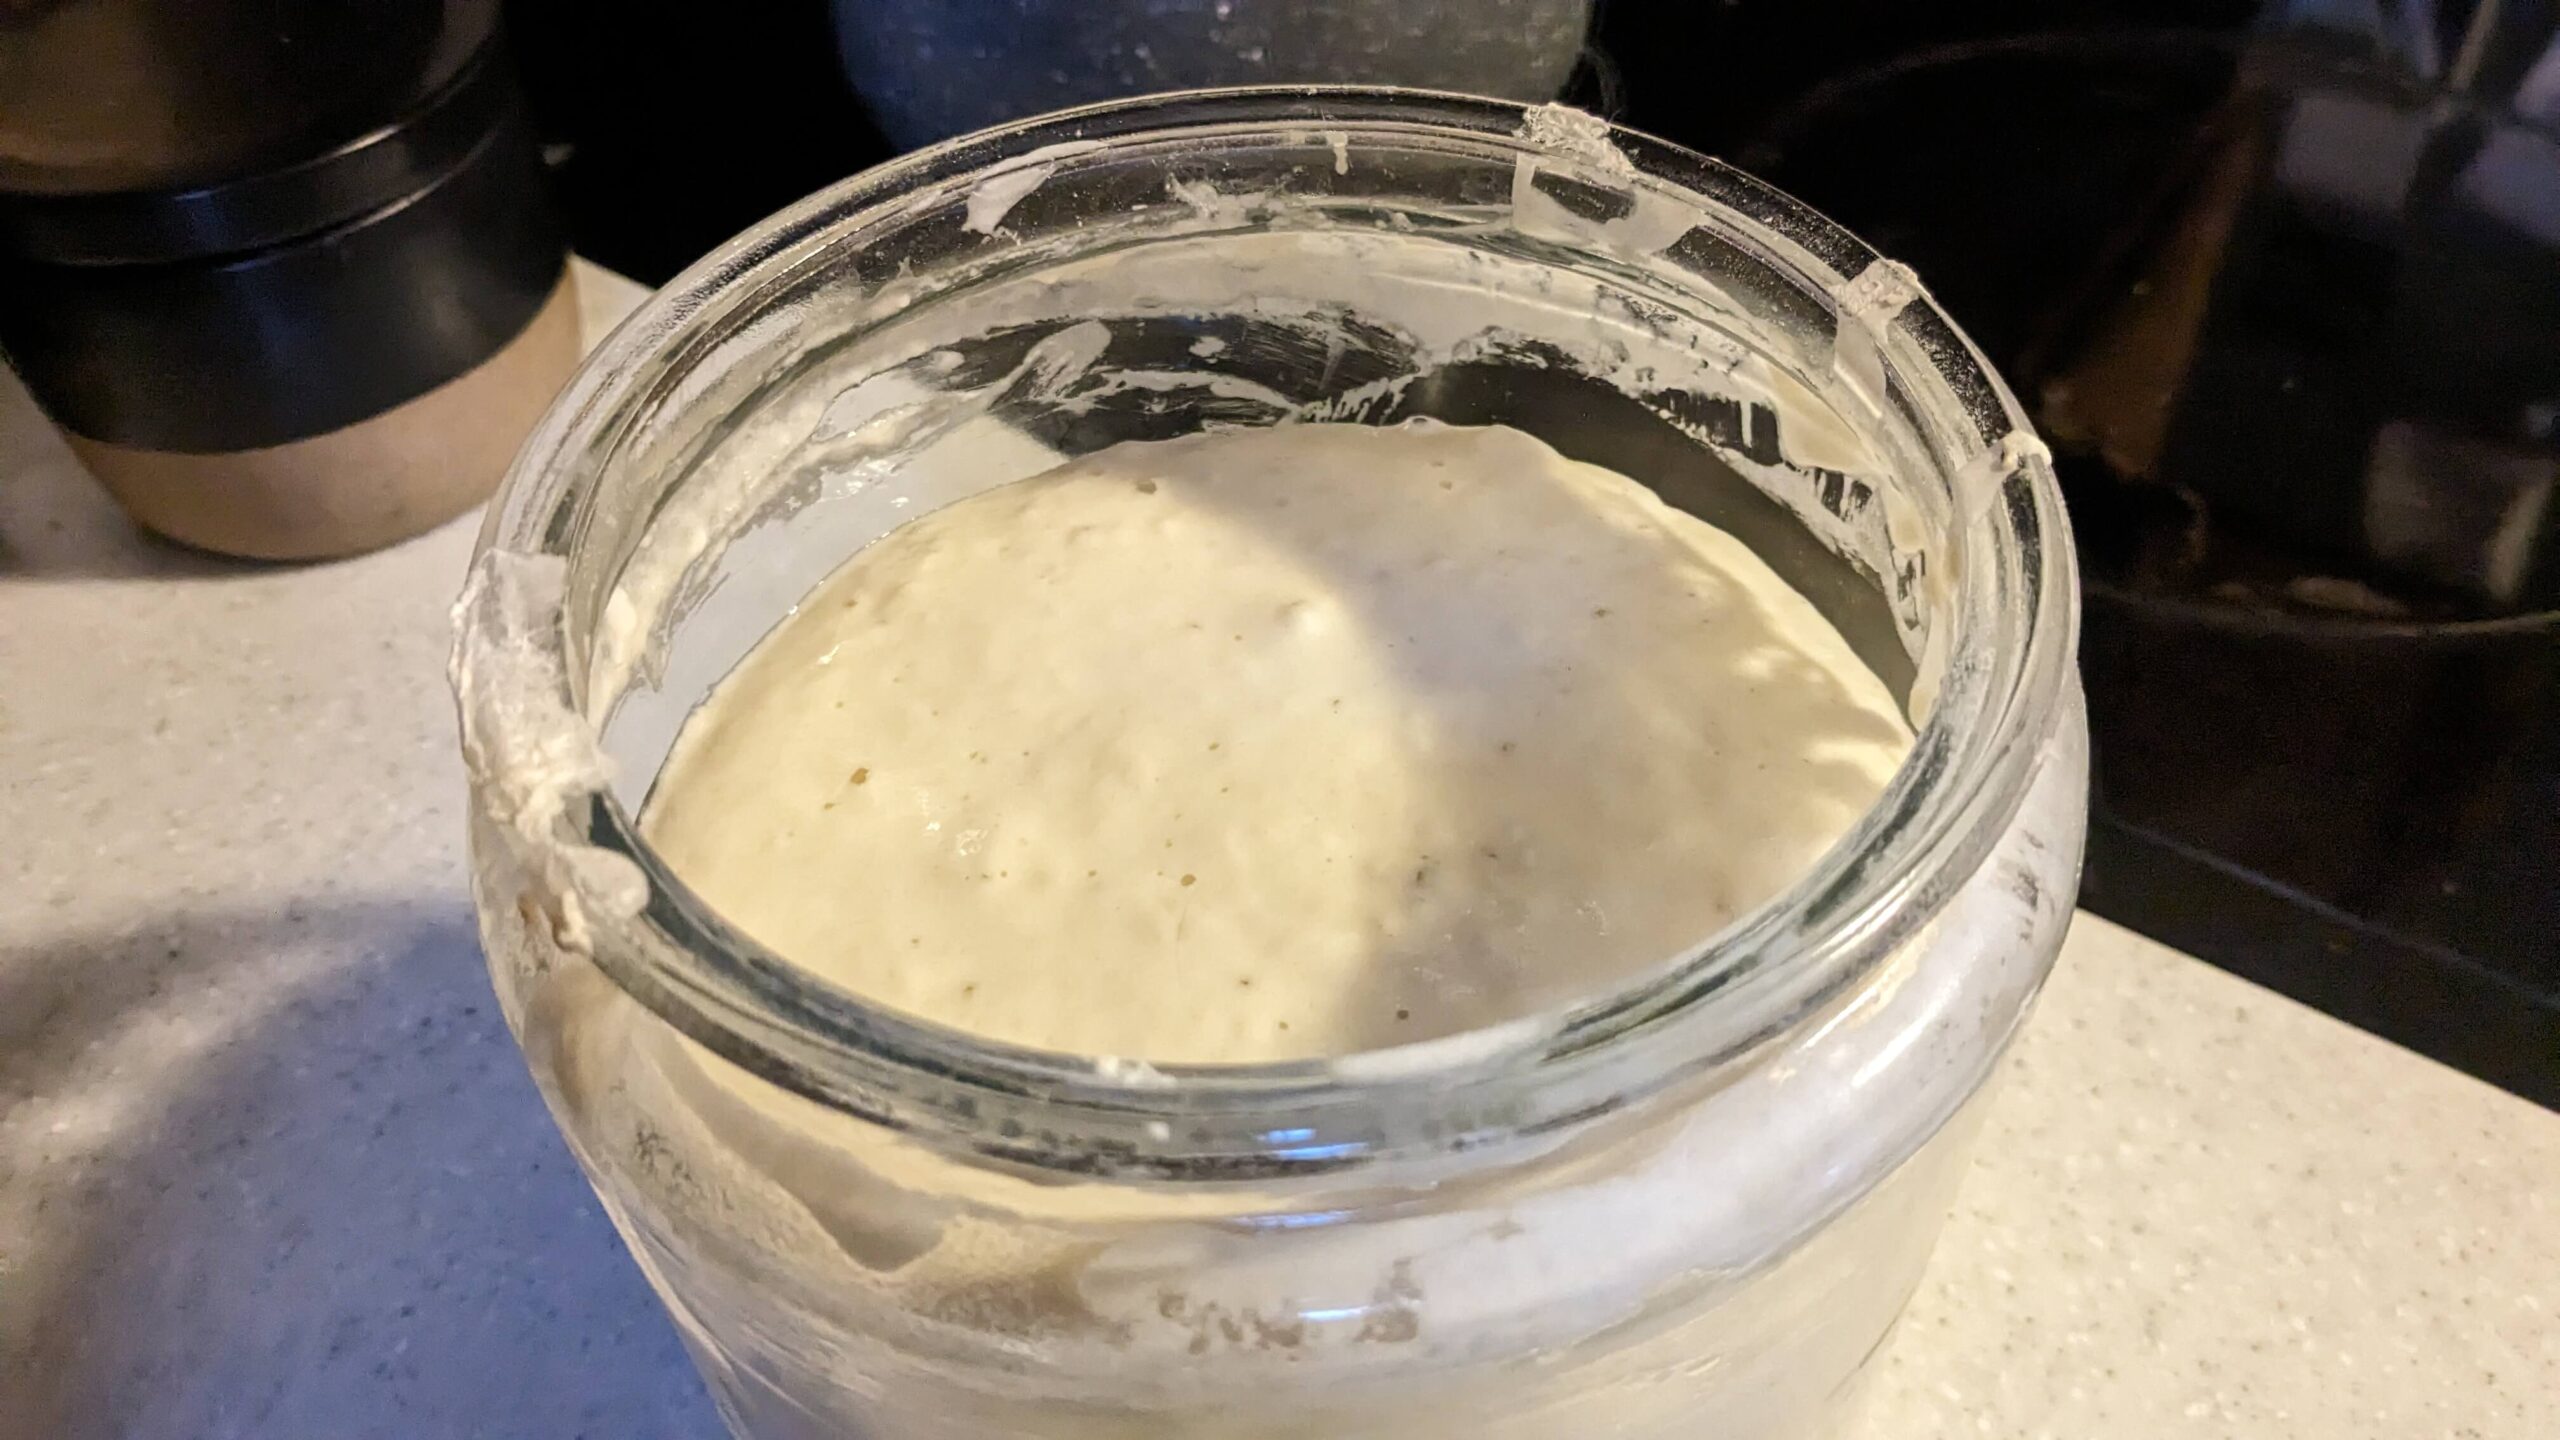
left=642, top=420, right=1915, bottom=1061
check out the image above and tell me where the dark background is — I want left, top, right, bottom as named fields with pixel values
left=504, top=0, right=2560, bottom=1107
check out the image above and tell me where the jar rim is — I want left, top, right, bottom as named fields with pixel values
left=460, top=86, right=2078, bottom=1180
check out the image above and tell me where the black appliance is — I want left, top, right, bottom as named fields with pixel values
left=1599, top=0, right=2560, bottom=1106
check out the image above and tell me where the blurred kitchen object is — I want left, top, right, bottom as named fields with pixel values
left=0, top=0, right=574, bottom=560
left=502, top=0, right=1595, bottom=281
left=1596, top=0, right=2557, bottom=1101
left=831, top=0, right=1596, bottom=149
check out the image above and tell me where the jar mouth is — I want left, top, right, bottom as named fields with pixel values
left=460, top=86, right=2077, bottom=1179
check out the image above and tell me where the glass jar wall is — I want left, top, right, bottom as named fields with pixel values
left=454, top=89, right=2087, bottom=1440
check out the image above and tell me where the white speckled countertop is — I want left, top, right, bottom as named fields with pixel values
left=2, top=264, right=2553, bottom=1440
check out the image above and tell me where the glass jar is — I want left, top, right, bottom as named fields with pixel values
left=453, top=89, right=2086, bottom=1440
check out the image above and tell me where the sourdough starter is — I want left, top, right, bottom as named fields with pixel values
left=643, top=421, right=1910, bottom=1059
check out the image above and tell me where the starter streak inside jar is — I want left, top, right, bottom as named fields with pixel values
left=643, top=421, right=1912, bottom=1061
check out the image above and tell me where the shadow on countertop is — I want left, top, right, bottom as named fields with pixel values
left=0, top=899, right=717, bottom=1440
